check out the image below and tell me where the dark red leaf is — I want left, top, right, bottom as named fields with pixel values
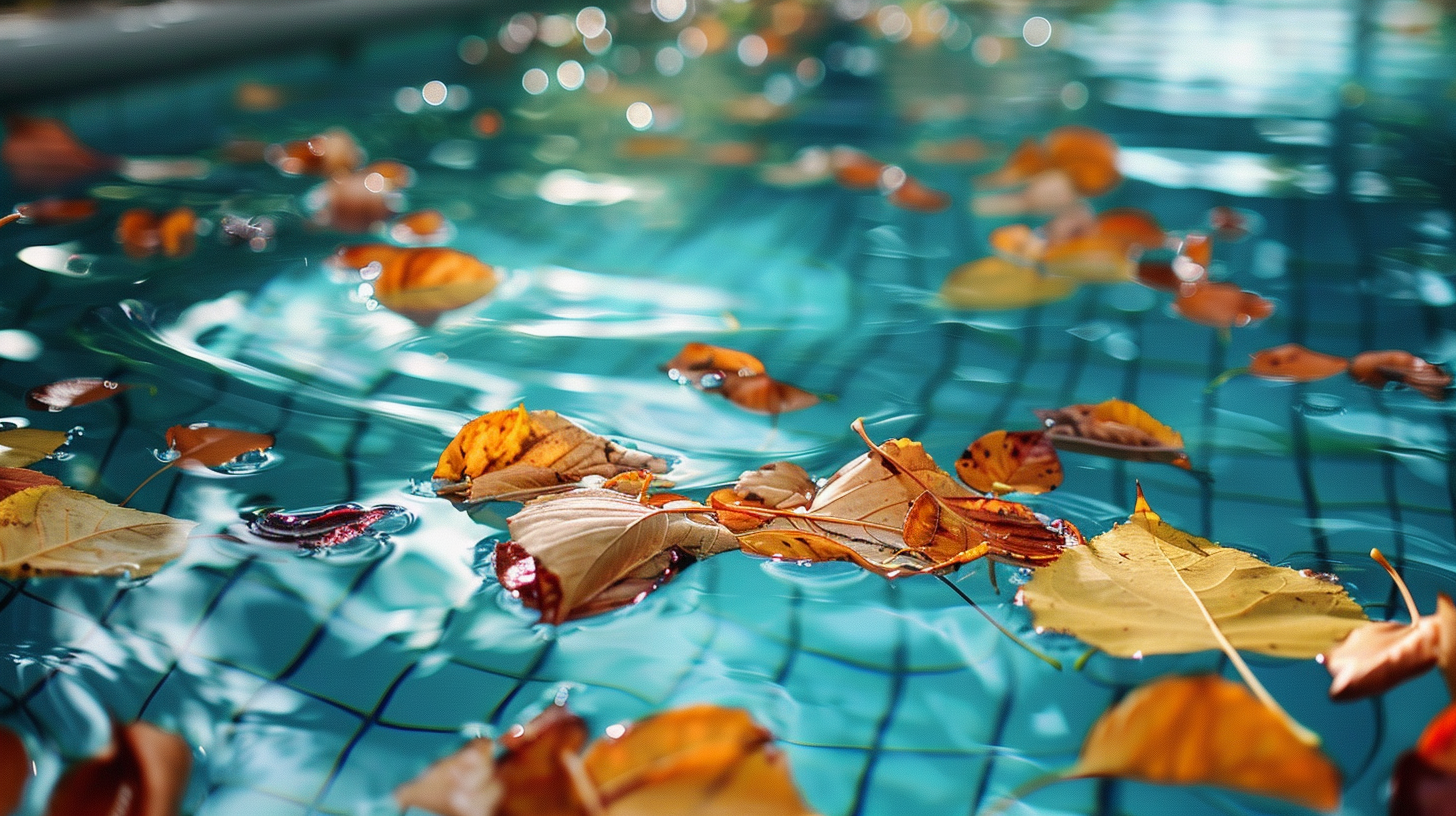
left=0, top=725, right=25, bottom=816
left=44, top=721, right=191, bottom=816
left=2, top=116, right=118, bottom=190
left=244, top=503, right=408, bottom=550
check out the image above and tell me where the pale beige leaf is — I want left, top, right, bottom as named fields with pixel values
left=1021, top=510, right=1367, bottom=658
left=394, top=738, right=501, bottom=816
left=799, top=438, right=971, bottom=548
left=732, top=462, right=816, bottom=510
left=1324, top=617, right=1442, bottom=701
left=0, top=486, right=194, bottom=578
left=0, top=429, right=67, bottom=468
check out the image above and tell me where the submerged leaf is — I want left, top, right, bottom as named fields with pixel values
left=0, top=726, right=25, bottom=816
left=1348, top=350, right=1451, bottom=401
left=0, top=429, right=68, bottom=468
left=955, top=430, right=1063, bottom=495
left=394, top=738, right=500, bottom=816
left=166, top=425, right=274, bottom=470
left=1067, top=675, right=1341, bottom=811
left=434, top=406, right=668, bottom=503
left=940, top=257, right=1078, bottom=310
left=26, top=378, right=131, bottom=412
left=44, top=721, right=192, bottom=816
left=1020, top=491, right=1367, bottom=658
left=0, top=485, right=194, bottom=578
left=1172, top=282, right=1275, bottom=329
left=1035, top=399, right=1191, bottom=469
left=1247, top=344, right=1349, bottom=382
left=336, top=244, right=498, bottom=325
left=243, top=503, right=409, bottom=550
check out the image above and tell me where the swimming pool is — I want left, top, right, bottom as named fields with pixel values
left=1, top=0, right=1454, bottom=813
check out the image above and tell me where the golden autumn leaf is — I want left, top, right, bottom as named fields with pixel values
left=0, top=726, right=25, bottom=816
left=939, top=257, right=1078, bottom=311
left=434, top=406, right=668, bottom=503
left=335, top=244, right=498, bottom=325
left=901, top=492, right=1080, bottom=569
left=1020, top=490, right=1368, bottom=658
left=1039, top=233, right=1136, bottom=283
left=1248, top=344, right=1349, bottom=382
left=0, top=485, right=194, bottom=578
left=498, top=487, right=735, bottom=624
left=1094, top=208, right=1166, bottom=253
left=1068, top=675, right=1341, bottom=811
left=1034, top=398, right=1191, bottom=469
left=707, top=462, right=817, bottom=533
left=955, top=430, right=1063, bottom=495
left=1348, top=350, right=1451, bottom=401
left=44, top=721, right=192, bottom=816
left=0, top=428, right=68, bottom=468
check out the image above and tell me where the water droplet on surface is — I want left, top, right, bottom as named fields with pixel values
left=154, top=447, right=181, bottom=463
left=1299, top=393, right=1346, bottom=416
left=699, top=371, right=725, bottom=390
left=213, top=448, right=283, bottom=475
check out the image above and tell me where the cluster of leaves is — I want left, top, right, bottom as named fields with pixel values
left=115, top=207, right=198, bottom=260
left=0, top=720, right=191, bottom=816
left=661, top=343, right=818, bottom=416
left=395, top=703, right=820, bottom=816
left=1217, top=343, right=1452, bottom=401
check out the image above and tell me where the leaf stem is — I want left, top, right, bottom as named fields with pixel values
left=976, top=768, right=1068, bottom=816
left=119, top=461, right=175, bottom=508
left=0, top=212, right=21, bottom=230
left=1203, top=366, right=1248, bottom=393
left=1370, top=547, right=1421, bottom=623
left=936, top=574, right=1062, bottom=670
left=705, top=502, right=906, bottom=535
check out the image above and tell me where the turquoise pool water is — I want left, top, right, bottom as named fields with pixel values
left=1, top=0, right=1455, bottom=813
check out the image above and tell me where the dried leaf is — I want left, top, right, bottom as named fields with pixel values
left=266, top=127, right=365, bottom=177
left=955, top=430, right=1063, bottom=495
left=44, top=721, right=192, bottom=816
left=0, top=485, right=194, bottom=578
left=731, top=462, right=816, bottom=510
left=336, top=244, right=498, bottom=324
left=242, top=503, right=408, bottom=550
left=156, top=208, right=197, bottom=258
left=1348, top=350, right=1451, bottom=401
left=940, top=257, right=1078, bottom=310
left=718, top=374, right=819, bottom=415
left=661, top=343, right=767, bottom=385
left=0, top=726, right=25, bottom=816
left=901, top=492, right=1080, bottom=568
left=831, top=150, right=886, bottom=190
left=390, top=209, right=453, bottom=244
left=1035, top=399, right=1191, bottom=469
left=312, top=172, right=399, bottom=233
left=737, top=528, right=922, bottom=577
left=0, top=429, right=68, bottom=468
left=0, top=467, right=61, bottom=501
left=166, top=424, right=274, bottom=470
left=499, top=488, right=736, bottom=623
left=1172, top=282, right=1275, bottom=329
left=1094, top=208, right=1166, bottom=253
left=396, top=738, right=500, bottom=816
left=434, top=406, right=667, bottom=503
left=1067, top=675, right=1340, bottom=811
left=887, top=176, right=951, bottom=213
left=116, top=209, right=159, bottom=258
left=1248, top=344, right=1349, bottom=382
left=1324, top=614, right=1442, bottom=701
left=1021, top=492, right=1367, bottom=658
left=2, top=116, right=118, bottom=189
left=495, top=705, right=589, bottom=816
left=26, top=378, right=131, bottom=412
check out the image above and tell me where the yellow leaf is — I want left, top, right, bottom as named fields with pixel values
left=1035, top=398, right=1191, bottom=469
left=939, top=257, right=1077, bottom=311
left=0, top=428, right=67, bottom=468
left=0, top=485, right=194, bottom=578
left=1069, top=675, right=1341, bottom=811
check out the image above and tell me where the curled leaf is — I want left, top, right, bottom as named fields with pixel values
left=940, top=257, right=1078, bottom=310
left=662, top=343, right=817, bottom=415
left=1248, top=344, right=1349, bottom=382
left=0, top=485, right=194, bottom=578
left=0, top=726, right=25, bottom=816
left=496, top=705, right=590, bottom=816
left=1348, top=350, right=1451, bottom=401
left=1172, top=281, right=1275, bottom=329
left=1068, top=675, right=1340, bottom=811
left=166, top=424, right=274, bottom=470
left=434, top=406, right=667, bottom=503
left=241, top=503, right=409, bottom=550
left=335, top=244, right=498, bottom=325
left=0, top=428, right=68, bottom=468
left=731, top=462, right=816, bottom=510
left=44, top=721, right=192, bottom=816
left=902, top=492, right=1080, bottom=568
left=26, top=378, right=131, bottom=412
left=499, top=487, right=735, bottom=624
left=1035, top=399, right=1191, bottom=469
left=1324, top=611, right=1444, bottom=701
left=955, top=430, right=1062, bottom=495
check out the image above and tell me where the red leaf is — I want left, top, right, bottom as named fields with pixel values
left=1348, top=350, right=1451, bottom=401
left=1248, top=344, right=1349, bottom=382
left=1172, top=281, right=1275, bottom=329
left=0, top=467, right=62, bottom=501
left=165, top=425, right=274, bottom=470
left=1390, top=752, right=1456, bottom=816
left=43, top=721, right=191, bottom=816
left=244, top=503, right=408, bottom=550
left=15, top=198, right=97, bottom=225
left=2, top=116, right=118, bottom=190
left=0, top=726, right=25, bottom=816
left=25, top=378, right=131, bottom=412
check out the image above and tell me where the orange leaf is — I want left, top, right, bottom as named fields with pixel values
left=1324, top=612, right=1443, bottom=701
left=338, top=244, right=498, bottom=325
left=719, top=374, right=819, bottom=415
left=1040, top=233, right=1137, bottom=283
left=1066, top=675, right=1340, bottom=811
left=165, top=424, right=274, bottom=470
left=987, top=224, right=1046, bottom=265
left=955, top=430, right=1062, bottom=495
left=0, top=467, right=61, bottom=501
left=265, top=127, right=364, bottom=177
left=978, top=137, right=1052, bottom=189
left=116, top=209, right=160, bottom=258
left=44, top=721, right=192, bottom=816
left=1035, top=398, right=1191, bottom=469
left=831, top=150, right=886, bottom=190
left=156, top=208, right=197, bottom=259
left=662, top=344, right=816, bottom=415
left=1179, top=232, right=1213, bottom=267
left=1348, top=350, right=1451, bottom=401
left=1248, top=344, right=1349, bottom=382
left=1045, top=125, right=1121, bottom=196
left=2, top=115, right=118, bottom=189
left=902, top=492, right=1080, bottom=568
left=737, top=528, right=915, bottom=577
left=1172, top=281, right=1275, bottom=329
left=1419, top=702, right=1456, bottom=775
left=390, top=209, right=451, bottom=243
left=1390, top=739, right=1456, bottom=816
left=1095, top=208, right=1165, bottom=253
left=497, top=705, right=590, bottom=816
left=313, top=173, right=400, bottom=233
left=15, top=198, right=97, bottom=225
left=0, top=725, right=25, bottom=816
left=707, top=462, right=817, bottom=532
left=887, top=176, right=951, bottom=213
left=26, top=378, right=131, bottom=411
left=662, top=343, right=767, bottom=385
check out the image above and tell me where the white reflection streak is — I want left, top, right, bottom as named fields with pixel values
left=507, top=315, right=733, bottom=339
left=1118, top=147, right=1286, bottom=195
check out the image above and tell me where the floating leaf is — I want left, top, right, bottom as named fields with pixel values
left=0, top=467, right=61, bottom=501
left=987, top=224, right=1046, bottom=266
left=0, top=429, right=68, bottom=468
left=1247, top=344, right=1349, bottom=382
left=266, top=127, right=365, bottom=177
left=1094, top=208, right=1165, bottom=252
left=395, top=737, right=500, bottom=816
left=830, top=149, right=885, bottom=190
left=115, top=208, right=196, bottom=259
left=1034, top=399, right=1191, bottom=469
left=166, top=425, right=274, bottom=470
left=1172, top=282, right=1275, bottom=329
left=156, top=208, right=197, bottom=258
left=973, top=169, right=1081, bottom=218
left=955, top=430, right=1063, bottom=495
left=2, top=115, right=118, bottom=189
left=1020, top=490, right=1368, bottom=658
left=43, top=721, right=191, bottom=816
left=390, top=209, right=453, bottom=245
left=311, top=171, right=400, bottom=233
left=0, top=726, right=25, bottom=816
left=662, top=343, right=817, bottom=415
left=434, top=406, right=667, bottom=503
left=940, top=257, right=1078, bottom=310
left=0, top=485, right=194, bottom=578
left=1044, top=125, right=1122, bottom=196
left=1348, top=349, right=1451, bottom=401
left=499, top=487, right=735, bottom=624
left=887, top=176, right=951, bottom=213
left=1066, top=675, right=1340, bottom=811
left=1040, top=233, right=1136, bottom=283
left=719, top=374, right=819, bottom=415
left=15, top=198, right=97, bottom=225
left=242, top=503, right=409, bottom=550
left=1390, top=705, right=1456, bottom=816
left=731, top=462, right=816, bottom=510
left=901, top=492, right=1080, bottom=568
left=26, top=378, right=131, bottom=412
left=336, top=244, right=498, bottom=325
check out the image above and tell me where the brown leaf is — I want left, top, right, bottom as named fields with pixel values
left=391, top=209, right=452, bottom=244
left=1324, top=615, right=1442, bottom=701
left=165, top=425, right=274, bottom=470
left=1094, top=208, right=1166, bottom=253
left=116, top=209, right=160, bottom=258
left=44, top=721, right=192, bottom=816
left=265, top=127, right=364, bottom=177
left=1066, top=675, right=1340, bottom=811
left=831, top=150, right=886, bottom=190
left=0, top=726, right=25, bottom=816
left=718, top=374, right=819, bottom=415
left=156, top=208, right=197, bottom=259
left=956, top=430, right=1063, bottom=496
left=497, top=705, right=590, bottom=816
left=395, top=738, right=500, bottom=816
left=731, top=462, right=816, bottom=510
left=1348, top=350, right=1451, bottom=401
left=336, top=244, right=498, bottom=324
left=1172, top=281, right=1275, bottom=329
left=0, top=429, right=68, bottom=468
left=1035, top=399, right=1191, bottom=469
left=499, top=488, right=736, bottom=623
left=434, top=406, right=668, bottom=503
left=0, top=467, right=61, bottom=501
left=0, top=485, right=194, bottom=578
left=1248, top=344, right=1349, bottom=382
left=902, top=493, right=1080, bottom=568
left=661, top=343, right=767, bottom=387
left=737, top=528, right=923, bottom=577
left=662, top=344, right=816, bottom=415
left=2, top=116, right=118, bottom=189
left=26, top=378, right=132, bottom=412
left=312, top=173, right=400, bottom=233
